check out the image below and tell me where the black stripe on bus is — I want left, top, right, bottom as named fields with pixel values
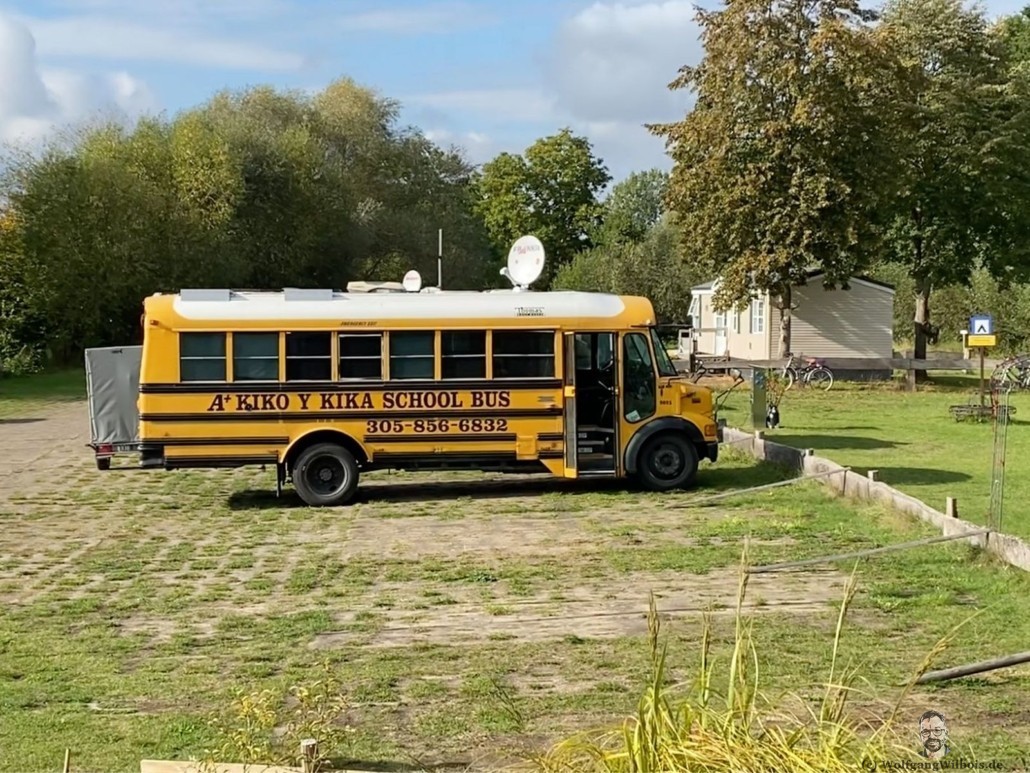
left=371, top=451, right=518, bottom=464
left=140, top=379, right=563, bottom=394
left=156, top=436, right=289, bottom=447
left=538, top=432, right=564, bottom=442
left=365, top=433, right=516, bottom=444
left=539, top=450, right=565, bottom=459
left=140, top=408, right=562, bottom=423
left=165, top=454, right=279, bottom=469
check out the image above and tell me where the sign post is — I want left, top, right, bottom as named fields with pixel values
left=968, top=314, right=996, bottom=406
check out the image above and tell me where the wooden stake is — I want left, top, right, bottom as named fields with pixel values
left=300, top=739, right=318, bottom=773
left=916, top=651, right=1030, bottom=684
left=63, top=749, right=70, bottom=773
left=946, top=497, right=958, bottom=518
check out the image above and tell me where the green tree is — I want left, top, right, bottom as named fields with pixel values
left=651, top=0, right=900, bottom=357
left=553, top=217, right=697, bottom=324
left=997, top=5, right=1030, bottom=68
left=472, top=128, right=610, bottom=287
left=0, top=77, right=497, bottom=365
left=877, top=0, right=1030, bottom=372
left=595, top=168, right=669, bottom=246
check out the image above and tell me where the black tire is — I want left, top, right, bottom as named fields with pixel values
left=293, top=442, right=359, bottom=506
left=635, top=432, right=699, bottom=492
left=96, top=457, right=111, bottom=471
left=808, top=367, right=833, bottom=390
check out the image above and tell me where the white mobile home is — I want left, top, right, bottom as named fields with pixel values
left=689, top=270, right=895, bottom=360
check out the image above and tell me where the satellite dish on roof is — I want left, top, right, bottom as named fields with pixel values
left=402, top=269, right=422, bottom=293
left=504, top=235, right=545, bottom=289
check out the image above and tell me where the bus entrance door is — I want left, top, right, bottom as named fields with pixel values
left=564, top=332, right=619, bottom=477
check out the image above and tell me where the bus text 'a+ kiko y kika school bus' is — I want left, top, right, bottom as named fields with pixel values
left=87, top=236, right=721, bottom=506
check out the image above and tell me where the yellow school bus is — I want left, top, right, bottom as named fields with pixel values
left=136, top=286, right=719, bottom=505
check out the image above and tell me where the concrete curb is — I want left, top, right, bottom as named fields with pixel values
left=722, top=427, right=1030, bottom=572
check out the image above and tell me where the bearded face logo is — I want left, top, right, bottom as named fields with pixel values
left=917, top=710, right=949, bottom=760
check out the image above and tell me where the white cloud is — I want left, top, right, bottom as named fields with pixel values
left=548, top=0, right=700, bottom=124
left=43, top=0, right=292, bottom=24
left=404, top=88, right=557, bottom=123
left=529, top=0, right=703, bottom=179
left=338, top=3, right=496, bottom=34
left=423, top=128, right=496, bottom=164
left=22, top=14, right=306, bottom=70
left=0, top=13, right=157, bottom=146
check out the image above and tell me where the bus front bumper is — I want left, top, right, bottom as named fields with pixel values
left=705, top=441, right=718, bottom=463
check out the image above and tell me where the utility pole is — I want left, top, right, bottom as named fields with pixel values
left=437, top=228, right=443, bottom=289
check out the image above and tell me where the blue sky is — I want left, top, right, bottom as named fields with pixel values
left=1, top=0, right=1026, bottom=184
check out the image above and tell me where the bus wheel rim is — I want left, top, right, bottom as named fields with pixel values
left=650, top=443, right=684, bottom=479
left=308, top=456, right=346, bottom=495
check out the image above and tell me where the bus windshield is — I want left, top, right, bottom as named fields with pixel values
left=650, top=328, right=679, bottom=377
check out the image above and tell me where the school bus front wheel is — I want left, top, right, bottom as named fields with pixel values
left=634, top=432, right=699, bottom=492
left=292, top=442, right=360, bottom=507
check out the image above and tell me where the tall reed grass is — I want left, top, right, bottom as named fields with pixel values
left=532, top=544, right=972, bottom=772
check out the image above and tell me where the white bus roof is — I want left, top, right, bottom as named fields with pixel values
left=160, top=289, right=651, bottom=322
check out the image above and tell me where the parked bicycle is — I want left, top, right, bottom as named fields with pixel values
left=782, top=353, right=834, bottom=390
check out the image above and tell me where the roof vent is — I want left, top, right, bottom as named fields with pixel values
left=284, top=288, right=334, bottom=302
left=180, top=289, right=232, bottom=302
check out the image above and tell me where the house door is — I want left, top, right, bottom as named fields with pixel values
left=714, top=310, right=728, bottom=356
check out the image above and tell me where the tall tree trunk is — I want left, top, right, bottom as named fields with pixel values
left=776, top=284, right=792, bottom=359
left=913, top=274, right=932, bottom=382
left=910, top=208, right=931, bottom=382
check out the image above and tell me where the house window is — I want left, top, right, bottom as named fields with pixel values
left=732, top=310, right=740, bottom=334
left=688, top=296, right=701, bottom=329
left=390, top=331, right=435, bottom=380
left=339, top=333, right=382, bottom=380
left=286, top=332, right=332, bottom=381
left=233, top=332, right=278, bottom=381
left=442, top=331, right=486, bottom=379
left=751, top=298, right=765, bottom=334
left=492, top=331, right=555, bottom=378
left=180, top=333, right=226, bottom=382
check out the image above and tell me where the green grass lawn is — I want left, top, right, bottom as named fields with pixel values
left=1, top=371, right=1029, bottom=771
left=0, top=368, right=84, bottom=418
left=714, top=373, right=1030, bottom=541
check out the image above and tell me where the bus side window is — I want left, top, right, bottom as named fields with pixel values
left=286, top=332, right=332, bottom=381
left=622, top=332, right=656, bottom=422
left=339, top=333, right=382, bottom=380
left=180, top=332, right=226, bottom=382
left=390, top=331, right=435, bottom=380
left=493, top=331, right=555, bottom=378
left=233, top=332, right=278, bottom=381
left=442, top=331, right=486, bottom=379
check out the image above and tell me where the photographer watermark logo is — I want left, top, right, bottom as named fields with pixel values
left=918, top=709, right=949, bottom=760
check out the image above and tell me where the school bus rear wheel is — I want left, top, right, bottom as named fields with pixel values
left=636, top=432, right=698, bottom=492
left=293, top=442, right=359, bottom=507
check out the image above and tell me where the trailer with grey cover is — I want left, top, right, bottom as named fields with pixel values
left=84, top=345, right=142, bottom=469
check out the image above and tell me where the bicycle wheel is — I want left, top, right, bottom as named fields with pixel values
left=808, top=367, right=833, bottom=390
left=783, top=368, right=798, bottom=390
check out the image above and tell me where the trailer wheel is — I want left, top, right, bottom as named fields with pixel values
left=96, top=457, right=112, bottom=471
left=293, top=443, right=359, bottom=506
